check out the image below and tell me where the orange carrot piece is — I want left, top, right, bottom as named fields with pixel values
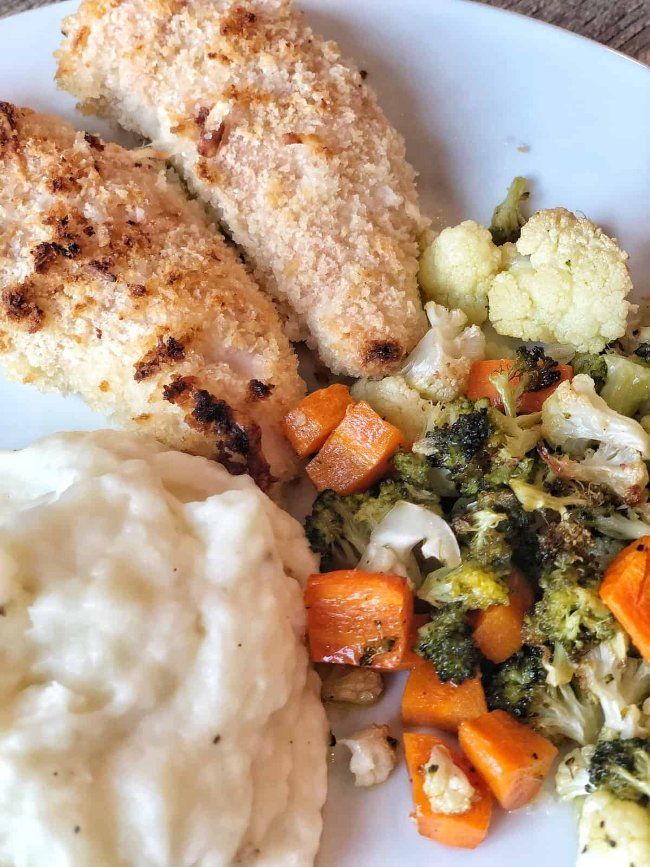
left=471, top=570, right=534, bottom=663
left=466, top=359, right=573, bottom=413
left=304, top=569, right=413, bottom=669
left=600, top=536, right=650, bottom=661
left=396, top=613, right=430, bottom=670
left=401, top=656, right=487, bottom=731
left=404, top=733, right=493, bottom=849
left=306, top=401, right=405, bottom=495
left=459, top=710, right=558, bottom=810
left=282, top=384, right=355, bottom=458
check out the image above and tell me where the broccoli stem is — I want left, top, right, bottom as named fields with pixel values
left=489, top=177, right=530, bottom=246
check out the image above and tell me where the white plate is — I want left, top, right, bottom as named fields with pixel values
left=0, top=1, right=648, bottom=865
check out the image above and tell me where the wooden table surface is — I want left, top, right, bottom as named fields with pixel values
left=0, top=0, right=648, bottom=61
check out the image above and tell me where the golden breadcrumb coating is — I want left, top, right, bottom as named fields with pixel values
left=56, top=0, right=429, bottom=377
left=0, top=104, right=305, bottom=487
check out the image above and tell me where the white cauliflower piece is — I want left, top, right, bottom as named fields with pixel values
left=541, top=374, right=650, bottom=459
left=540, top=442, right=649, bottom=505
left=340, top=724, right=398, bottom=787
left=577, top=790, right=650, bottom=867
left=422, top=744, right=478, bottom=815
left=542, top=643, right=578, bottom=687
left=555, top=745, right=595, bottom=801
left=594, top=508, right=650, bottom=540
left=318, top=664, right=384, bottom=705
left=488, top=209, right=634, bottom=353
left=578, top=636, right=650, bottom=739
left=401, top=301, right=485, bottom=402
left=351, top=375, right=434, bottom=443
left=418, top=220, right=503, bottom=324
left=358, top=501, right=461, bottom=580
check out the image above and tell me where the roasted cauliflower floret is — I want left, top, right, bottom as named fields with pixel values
left=488, top=209, right=634, bottom=353
left=422, top=744, right=478, bottom=815
left=541, top=374, right=650, bottom=458
left=418, top=221, right=503, bottom=324
left=401, top=302, right=485, bottom=403
left=351, top=375, right=434, bottom=443
left=577, top=790, right=650, bottom=867
left=340, top=724, right=398, bottom=787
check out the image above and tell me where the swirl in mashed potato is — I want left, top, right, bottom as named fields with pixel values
left=0, top=430, right=328, bottom=867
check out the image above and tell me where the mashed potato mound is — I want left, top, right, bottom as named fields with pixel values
left=0, top=430, right=328, bottom=867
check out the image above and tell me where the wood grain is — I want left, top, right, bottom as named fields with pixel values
left=484, top=0, right=649, bottom=63
left=0, top=0, right=647, bottom=60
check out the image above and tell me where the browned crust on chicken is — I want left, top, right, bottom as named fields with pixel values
left=0, top=104, right=305, bottom=486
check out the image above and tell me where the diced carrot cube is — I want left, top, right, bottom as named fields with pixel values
left=306, top=401, right=405, bottom=494
left=459, top=710, right=558, bottom=810
left=401, top=656, right=487, bottom=731
left=304, top=569, right=413, bottom=669
left=282, top=384, right=355, bottom=458
left=600, top=536, right=650, bottom=661
left=396, top=613, right=430, bottom=670
left=471, top=569, right=534, bottom=664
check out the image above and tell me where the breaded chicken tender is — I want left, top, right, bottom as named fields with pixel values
left=0, top=104, right=305, bottom=488
left=56, top=0, right=429, bottom=377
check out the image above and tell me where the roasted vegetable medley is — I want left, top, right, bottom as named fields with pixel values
left=284, top=180, right=650, bottom=862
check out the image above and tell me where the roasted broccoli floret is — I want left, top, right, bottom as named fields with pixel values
left=472, top=488, right=541, bottom=578
left=589, top=738, right=650, bottom=805
left=392, top=451, right=445, bottom=496
left=524, top=568, right=617, bottom=659
left=451, top=507, right=512, bottom=572
left=571, top=352, right=608, bottom=391
left=417, top=399, right=535, bottom=496
left=422, top=405, right=490, bottom=471
left=538, top=517, right=597, bottom=569
left=536, top=515, right=620, bottom=581
left=415, top=606, right=480, bottom=684
left=482, top=454, right=535, bottom=490
left=485, top=646, right=603, bottom=744
left=306, top=489, right=369, bottom=569
left=353, top=479, right=428, bottom=526
left=418, top=560, right=509, bottom=610
left=489, top=176, right=530, bottom=246
left=484, top=646, right=545, bottom=718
